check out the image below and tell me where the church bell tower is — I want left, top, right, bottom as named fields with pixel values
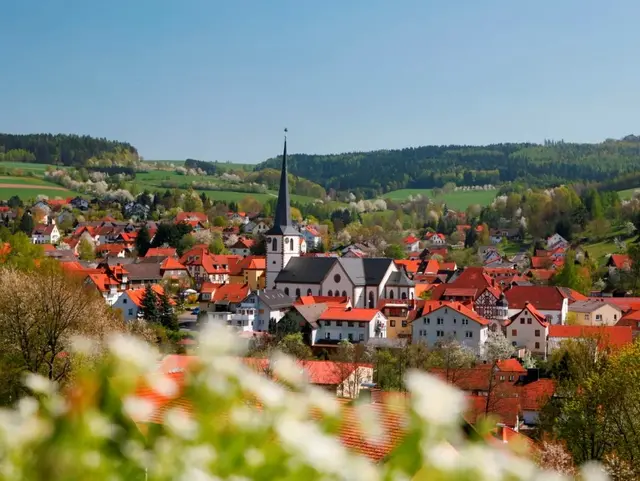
left=265, top=129, right=300, bottom=289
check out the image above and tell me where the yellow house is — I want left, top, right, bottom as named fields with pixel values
left=229, top=255, right=266, bottom=290
left=380, top=301, right=412, bottom=339
left=568, top=299, right=623, bottom=326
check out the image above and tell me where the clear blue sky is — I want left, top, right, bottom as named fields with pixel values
left=1, top=0, right=639, bottom=163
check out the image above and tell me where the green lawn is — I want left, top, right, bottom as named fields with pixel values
left=0, top=161, right=62, bottom=173
left=618, top=188, right=639, bottom=200
left=384, top=188, right=498, bottom=210
left=0, top=187, right=77, bottom=200
left=0, top=176, right=52, bottom=185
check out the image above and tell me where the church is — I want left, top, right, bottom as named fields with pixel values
left=265, top=133, right=415, bottom=308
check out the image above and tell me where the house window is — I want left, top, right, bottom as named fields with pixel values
left=123, top=299, right=127, bottom=304
left=427, top=318, right=430, bottom=324
left=465, top=331, right=473, bottom=338
left=437, top=330, right=445, bottom=337
left=325, top=321, right=332, bottom=326
left=307, top=289, right=312, bottom=296
left=462, top=319, right=468, bottom=325
left=295, top=288, right=301, bottom=298
left=437, top=318, right=443, bottom=325
left=585, top=314, right=590, bottom=321
left=390, top=320, right=396, bottom=327
left=359, top=322, right=365, bottom=328
left=401, top=321, right=407, bottom=328
left=535, top=330, right=540, bottom=337
left=512, top=329, right=517, bottom=336
left=348, top=322, right=354, bottom=327
left=595, top=314, right=602, bottom=321
left=535, top=342, right=540, bottom=349
left=527, top=318, right=532, bottom=324
left=499, top=376, right=505, bottom=381
left=348, top=333, right=353, bottom=341
left=453, top=318, right=457, bottom=324
left=520, top=318, right=524, bottom=324
left=328, top=290, right=333, bottom=297
left=359, top=333, right=364, bottom=341
left=128, top=309, right=133, bottom=316
left=325, top=333, right=331, bottom=340
left=336, top=321, right=342, bottom=326
left=509, top=375, right=515, bottom=381
left=339, top=333, right=342, bottom=340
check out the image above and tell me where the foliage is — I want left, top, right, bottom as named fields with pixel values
left=158, top=293, right=178, bottom=331
left=18, top=212, right=34, bottom=234
left=276, top=333, right=312, bottom=360
left=151, top=222, right=193, bottom=249
left=140, top=285, right=160, bottom=323
left=383, top=243, right=405, bottom=260
left=135, top=224, right=151, bottom=256
left=552, top=252, right=591, bottom=295
left=0, top=133, right=138, bottom=166
left=78, top=238, right=95, bottom=261
left=2, top=232, right=44, bottom=270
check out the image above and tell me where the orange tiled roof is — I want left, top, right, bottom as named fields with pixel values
left=295, top=296, right=350, bottom=308
left=145, top=247, right=177, bottom=258
left=160, top=257, right=187, bottom=271
left=548, top=325, right=633, bottom=349
left=319, top=307, right=380, bottom=322
left=420, top=300, right=490, bottom=326
left=125, top=285, right=166, bottom=307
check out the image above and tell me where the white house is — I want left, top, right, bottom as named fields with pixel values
left=253, top=220, right=270, bottom=235
left=315, top=307, right=387, bottom=345
left=505, top=302, right=549, bottom=357
left=412, top=301, right=490, bottom=355
left=546, top=233, right=568, bottom=250
left=243, top=289, right=295, bottom=332
left=31, top=222, right=60, bottom=244
left=504, top=286, right=569, bottom=325
left=425, top=232, right=446, bottom=246
left=112, top=285, right=165, bottom=322
left=403, top=235, right=421, bottom=252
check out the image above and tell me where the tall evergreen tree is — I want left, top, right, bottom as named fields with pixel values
left=18, top=212, right=33, bottom=234
left=136, top=224, right=151, bottom=256
left=158, top=293, right=178, bottom=331
left=140, top=285, right=160, bottom=323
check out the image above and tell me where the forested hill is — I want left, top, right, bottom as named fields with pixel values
left=0, top=133, right=139, bottom=166
left=255, top=136, right=640, bottom=196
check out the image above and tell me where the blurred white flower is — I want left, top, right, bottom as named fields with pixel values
left=108, top=334, right=158, bottom=372
left=24, top=373, right=55, bottom=395
left=581, top=462, right=609, bottom=481
left=405, top=370, right=466, bottom=426
left=165, top=408, right=198, bottom=440
left=123, top=396, right=155, bottom=422
left=146, top=372, right=179, bottom=398
left=271, top=353, right=305, bottom=386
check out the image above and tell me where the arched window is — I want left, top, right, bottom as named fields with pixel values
left=368, top=291, right=374, bottom=308
left=295, top=288, right=301, bottom=298
left=284, top=287, right=289, bottom=295
left=335, top=291, right=340, bottom=297
left=328, top=290, right=333, bottom=296
left=401, top=292, right=407, bottom=300
left=389, top=291, right=394, bottom=299
left=290, top=238, right=294, bottom=251
left=307, top=288, right=312, bottom=296
left=342, top=290, right=347, bottom=297
left=272, top=237, right=278, bottom=251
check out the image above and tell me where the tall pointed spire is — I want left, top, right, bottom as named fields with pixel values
left=266, top=128, right=298, bottom=236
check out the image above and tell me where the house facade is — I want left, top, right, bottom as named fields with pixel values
left=505, top=303, right=549, bottom=357
left=314, top=308, right=387, bottom=345
left=411, top=301, right=490, bottom=355
left=568, top=300, right=622, bottom=326
left=32, top=222, right=60, bottom=244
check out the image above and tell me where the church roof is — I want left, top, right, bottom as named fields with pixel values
left=385, top=270, right=415, bottom=287
left=275, top=257, right=394, bottom=287
left=266, top=133, right=299, bottom=237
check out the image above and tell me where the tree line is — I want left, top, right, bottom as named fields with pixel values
left=0, top=133, right=139, bottom=166
left=256, top=136, right=640, bottom=196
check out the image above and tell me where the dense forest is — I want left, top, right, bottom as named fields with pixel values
left=0, top=133, right=139, bottom=166
left=256, top=136, right=640, bottom=196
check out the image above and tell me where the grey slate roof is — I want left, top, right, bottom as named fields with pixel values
left=275, top=257, right=337, bottom=284
left=293, top=303, right=329, bottom=330
left=257, top=289, right=295, bottom=310
left=125, top=262, right=162, bottom=281
left=362, top=258, right=394, bottom=285
left=266, top=136, right=299, bottom=237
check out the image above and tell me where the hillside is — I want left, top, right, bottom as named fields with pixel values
left=0, top=133, right=138, bottom=166
left=255, top=136, right=640, bottom=197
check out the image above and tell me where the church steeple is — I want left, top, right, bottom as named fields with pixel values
left=266, top=128, right=298, bottom=236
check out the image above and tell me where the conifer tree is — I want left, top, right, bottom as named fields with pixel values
left=158, top=293, right=178, bottom=331
left=136, top=224, right=151, bottom=257
left=140, top=284, right=160, bottom=323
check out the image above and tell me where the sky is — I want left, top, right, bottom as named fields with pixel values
left=1, top=0, right=639, bottom=163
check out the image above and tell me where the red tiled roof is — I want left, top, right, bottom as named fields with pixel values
left=424, top=259, right=440, bottom=274
left=505, top=286, right=568, bottom=311
left=145, top=247, right=177, bottom=258
left=87, top=273, right=119, bottom=292
left=42, top=244, right=56, bottom=252
left=464, top=395, right=521, bottom=427
left=505, top=302, right=549, bottom=327
left=420, top=301, right=490, bottom=326
left=306, top=226, right=320, bottom=237
left=609, top=254, right=631, bottom=269
left=394, top=259, right=420, bottom=275
left=232, top=238, right=255, bottom=249
left=439, top=261, right=456, bottom=270
left=404, top=235, right=419, bottom=244
left=527, top=269, right=556, bottom=281
left=296, top=296, right=350, bottom=308
left=95, top=244, right=127, bottom=255
left=430, top=359, right=527, bottom=392
left=442, top=287, right=478, bottom=298
left=521, top=379, right=555, bottom=411
left=588, top=297, right=640, bottom=312
left=319, top=307, right=380, bottom=322
left=548, top=325, right=633, bottom=349
left=160, top=257, right=187, bottom=271
left=175, top=212, right=208, bottom=224
left=125, top=285, right=165, bottom=307
left=32, top=223, right=56, bottom=235
left=201, top=283, right=250, bottom=303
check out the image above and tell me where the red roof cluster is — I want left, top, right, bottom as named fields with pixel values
left=319, top=307, right=379, bottom=322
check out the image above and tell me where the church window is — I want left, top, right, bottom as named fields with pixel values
left=389, top=291, right=394, bottom=299
left=368, top=292, right=374, bottom=308
left=328, top=290, right=333, bottom=296
left=290, top=238, right=294, bottom=251
left=295, top=288, right=301, bottom=298
left=401, top=292, right=407, bottom=300
left=334, top=274, right=341, bottom=283
left=307, top=288, right=312, bottom=296
left=342, top=290, right=347, bottom=297
left=272, top=237, right=278, bottom=251
left=284, top=287, right=289, bottom=295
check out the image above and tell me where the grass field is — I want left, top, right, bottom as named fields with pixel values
left=0, top=175, right=77, bottom=200
left=618, top=188, right=639, bottom=200
left=0, top=161, right=62, bottom=173
left=384, top=188, right=498, bottom=210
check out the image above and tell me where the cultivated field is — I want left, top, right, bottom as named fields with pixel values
left=384, top=188, right=498, bottom=210
left=0, top=161, right=62, bottom=173
left=618, top=188, right=639, bottom=200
